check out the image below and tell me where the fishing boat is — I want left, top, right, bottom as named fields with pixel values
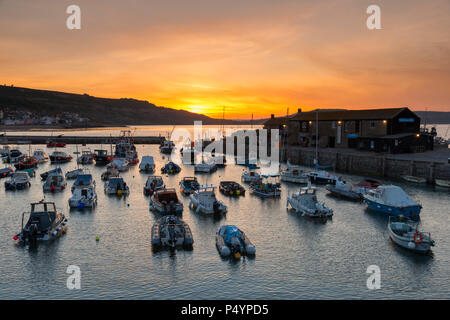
left=0, top=145, right=10, bottom=158
left=13, top=201, right=68, bottom=244
left=189, top=186, right=227, bottom=215
left=14, top=156, right=38, bottom=170
left=46, top=140, right=66, bottom=148
left=101, top=166, right=120, bottom=181
left=104, top=177, right=129, bottom=196
left=143, top=175, right=165, bottom=196
left=194, top=160, right=217, bottom=173
left=160, top=140, right=175, bottom=154
left=107, top=158, right=129, bottom=172
left=435, top=179, right=450, bottom=188
left=93, top=149, right=112, bottom=165
left=150, top=188, right=183, bottom=215
left=50, top=151, right=72, bottom=164
left=77, top=150, right=94, bottom=165
left=280, top=165, right=308, bottom=184
left=216, top=225, right=255, bottom=259
left=307, top=170, right=338, bottom=185
left=250, top=176, right=281, bottom=198
left=388, top=217, right=435, bottom=253
left=0, top=166, right=14, bottom=178
left=241, top=170, right=262, bottom=184
left=114, top=130, right=139, bottom=164
left=401, top=175, right=427, bottom=184
left=33, top=150, right=48, bottom=163
left=353, top=178, right=383, bottom=195
left=325, top=178, right=362, bottom=201
left=40, top=167, right=62, bottom=180
left=219, top=181, right=246, bottom=197
left=43, top=173, right=67, bottom=192
left=71, top=173, right=95, bottom=192
left=65, top=168, right=85, bottom=180
left=139, top=156, right=155, bottom=172
left=151, top=215, right=194, bottom=251
left=5, top=149, right=25, bottom=164
left=69, top=186, right=98, bottom=209
left=286, top=184, right=333, bottom=218
left=363, top=185, right=422, bottom=217
left=179, top=177, right=200, bottom=195
left=161, top=161, right=181, bottom=174
left=4, top=171, right=31, bottom=190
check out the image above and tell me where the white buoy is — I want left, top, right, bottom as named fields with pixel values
left=408, top=242, right=416, bottom=249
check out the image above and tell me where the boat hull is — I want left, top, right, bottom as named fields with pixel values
left=364, top=198, right=421, bottom=216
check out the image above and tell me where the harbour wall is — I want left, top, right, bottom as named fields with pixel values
left=286, top=146, right=450, bottom=182
left=0, top=135, right=165, bottom=145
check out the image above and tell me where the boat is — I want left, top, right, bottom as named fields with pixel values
left=189, top=186, right=227, bottom=215
left=65, top=168, right=85, bottom=180
left=0, top=166, right=14, bottom=178
left=363, top=185, right=422, bottom=217
left=249, top=176, right=281, bottom=198
left=4, top=171, right=31, bottom=190
left=194, top=159, right=217, bottom=173
left=46, top=140, right=66, bottom=148
left=50, top=151, right=72, bottom=164
left=0, top=145, right=10, bottom=158
left=33, top=150, right=48, bottom=163
left=161, top=162, right=181, bottom=174
left=101, top=166, right=120, bottom=181
left=388, top=217, right=435, bottom=253
left=280, top=165, right=308, bottom=184
left=107, top=158, right=129, bottom=172
left=14, top=156, right=38, bottom=170
left=69, top=186, right=98, bottom=209
left=151, top=215, right=194, bottom=251
left=160, top=140, right=175, bottom=154
left=286, top=184, right=334, bottom=218
left=241, top=170, right=262, bottom=184
left=144, top=175, right=165, bottom=196
left=401, top=175, right=427, bottom=184
left=40, top=168, right=62, bottom=181
left=104, top=177, right=130, bottom=196
left=353, top=178, right=383, bottom=195
left=325, top=178, right=362, bottom=201
left=77, top=150, right=94, bottom=165
left=179, top=177, right=200, bottom=195
left=13, top=201, right=68, bottom=244
left=71, top=173, right=95, bottom=192
left=114, top=130, right=139, bottom=164
left=435, top=179, right=450, bottom=188
left=23, top=168, right=35, bottom=178
left=4, top=149, right=25, bottom=164
left=150, top=188, right=183, bottom=215
left=93, top=149, right=112, bottom=165
left=219, top=181, right=246, bottom=196
left=43, top=173, right=67, bottom=192
left=307, top=170, right=338, bottom=185
left=139, top=156, right=155, bottom=172
left=216, top=225, right=255, bottom=259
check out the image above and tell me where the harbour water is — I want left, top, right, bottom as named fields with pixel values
left=0, top=130, right=449, bottom=300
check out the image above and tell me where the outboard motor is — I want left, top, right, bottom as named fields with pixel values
left=169, top=201, right=176, bottom=214
left=213, top=201, right=220, bottom=214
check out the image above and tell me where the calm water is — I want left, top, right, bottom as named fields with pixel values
left=0, top=142, right=449, bottom=299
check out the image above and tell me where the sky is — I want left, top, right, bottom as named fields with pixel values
left=0, top=0, right=449, bottom=119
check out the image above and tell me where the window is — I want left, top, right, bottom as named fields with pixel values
left=332, top=121, right=336, bottom=129
left=370, top=121, right=375, bottom=128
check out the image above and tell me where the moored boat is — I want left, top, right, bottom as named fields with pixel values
left=179, top=176, right=200, bottom=195
left=0, top=166, right=14, bottom=178
left=401, top=175, right=427, bottom=184
left=150, top=188, right=183, bottom=215
left=43, top=173, right=67, bottom=192
left=46, top=141, right=66, bottom=148
left=287, top=184, right=333, bottom=218
left=325, top=178, right=362, bottom=201
left=388, top=217, right=435, bottom=253
left=139, top=156, right=155, bottom=172
left=114, top=130, right=139, bottom=164
left=189, top=186, right=227, bottom=215
left=353, top=178, right=383, bottom=195
left=160, top=140, right=175, bottom=154
left=241, top=170, right=262, bottom=184
left=151, top=215, right=193, bottom=251
left=250, top=176, right=281, bottom=198
left=71, top=173, right=95, bottom=192
left=65, top=168, right=85, bottom=180
left=77, top=150, right=94, bottom=165
left=33, top=150, right=48, bottom=163
left=50, top=151, right=72, bottom=164
left=161, top=161, right=181, bottom=174
left=219, top=181, right=245, bottom=196
left=40, top=168, right=62, bottom=181
left=280, top=165, right=308, bottom=184
left=93, top=149, right=112, bottom=165
left=104, top=177, right=129, bottom=196
left=69, top=186, right=97, bottom=209
left=143, top=175, right=165, bottom=196
left=4, top=171, right=31, bottom=190
left=216, top=225, right=255, bottom=259
left=307, top=170, right=338, bottom=185
left=4, top=149, right=25, bottom=164
left=101, top=166, right=120, bottom=181
left=435, top=179, right=450, bottom=188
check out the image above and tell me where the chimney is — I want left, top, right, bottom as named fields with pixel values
left=297, top=108, right=302, bottom=114
left=271, top=114, right=274, bottom=119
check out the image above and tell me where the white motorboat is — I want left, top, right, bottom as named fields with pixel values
left=4, top=171, right=31, bottom=190
left=150, top=188, right=183, bottom=215
left=325, top=178, right=362, bottom=201
left=189, top=186, right=227, bottom=215
left=104, top=177, right=129, bottom=196
left=143, top=175, right=165, bottom=196
left=71, top=173, right=95, bottom=192
left=43, top=174, right=67, bottom=192
left=65, top=168, right=85, bottom=180
left=194, top=159, right=217, bottom=173
left=101, top=167, right=119, bottom=181
left=139, top=156, right=155, bottom=172
left=69, top=186, right=97, bottom=209
left=388, top=217, right=435, bottom=253
left=287, top=184, right=333, bottom=218
left=435, top=179, right=450, bottom=188
left=77, top=150, right=94, bottom=165
left=160, top=140, right=175, bottom=154
left=151, top=215, right=194, bottom=251
left=280, top=163, right=308, bottom=184
left=401, top=175, right=426, bottom=184
left=307, top=170, right=338, bottom=185
left=33, top=150, right=48, bottom=163
left=114, top=130, right=139, bottom=164
left=241, top=170, right=262, bottom=184
left=107, top=158, right=129, bottom=172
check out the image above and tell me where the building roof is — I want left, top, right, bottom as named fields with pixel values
left=290, top=108, right=413, bottom=121
left=263, top=116, right=290, bottom=126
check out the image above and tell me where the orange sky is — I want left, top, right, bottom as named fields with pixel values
left=0, top=0, right=449, bottom=119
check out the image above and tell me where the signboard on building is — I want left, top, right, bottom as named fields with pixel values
left=398, top=118, right=414, bottom=123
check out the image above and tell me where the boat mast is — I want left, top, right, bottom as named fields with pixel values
left=315, top=109, right=318, bottom=167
